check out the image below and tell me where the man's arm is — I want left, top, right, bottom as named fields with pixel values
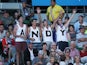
left=78, top=38, right=86, bottom=42
left=64, top=9, right=76, bottom=28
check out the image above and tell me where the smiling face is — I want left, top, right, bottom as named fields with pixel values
left=32, top=20, right=37, bottom=26
left=74, top=56, right=80, bottom=63
left=69, top=25, right=74, bottom=32
left=50, top=57, right=55, bottom=63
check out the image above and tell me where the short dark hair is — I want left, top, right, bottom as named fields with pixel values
left=79, top=15, right=83, bottom=18
left=68, top=63, right=73, bottom=65
left=51, top=0, right=56, bottom=2
left=17, top=14, right=23, bottom=20
left=42, top=42, right=47, bottom=46
left=65, top=16, right=69, bottom=20
left=68, top=25, right=75, bottom=32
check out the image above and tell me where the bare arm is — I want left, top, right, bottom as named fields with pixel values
left=39, top=27, right=42, bottom=37
left=78, top=38, right=86, bottom=42
left=13, top=25, right=20, bottom=37
left=64, top=9, right=76, bottom=28
left=51, top=10, right=62, bottom=29
left=25, top=25, right=28, bottom=39
left=28, top=27, right=35, bottom=41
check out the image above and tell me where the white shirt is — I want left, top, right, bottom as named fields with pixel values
left=74, top=21, right=87, bottom=33
left=15, top=24, right=26, bottom=42
left=46, top=62, right=52, bottom=65
left=76, top=33, right=87, bottom=48
left=42, top=26, right=53, bottom=42
left=0, top=30, right=6, bottom=41
left=59, top=61, right=66, bottom=65
left=28, top=48, right=35, bottom=61
left=56, top=25, right=68, bottom=42
left=29, top=26, right=41, bottom=43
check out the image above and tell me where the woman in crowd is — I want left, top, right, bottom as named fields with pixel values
left=2, top=31, right=16, bottom=63
left=46, top=57, right=55, bottom=65
left=53, top=9, right=76, bottom=51
left=64, top=47, right=74, bottom=65
left=40, top=43, right=50, bottom=60
left=13, top=14, right=28, bottom=65
left=74, top=56, right=83, bottom=65
left=68, top=25, right=76, bottom=41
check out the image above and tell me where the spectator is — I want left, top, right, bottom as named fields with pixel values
left=14, top=11, right=20, bottom=24
left=0, top=21, right=6, bottom=55
left=32, top=50, right=48, bottom=65
left=68, top=25, right=76, bottom=41
left=46, top=0, right=65, bottom=23
left=13, top=15, right=28, bottom=65
left=22, top=2, right=34, bottom=18
left=46, top=57, right=55, bottom=65
left=0, top=56, right=3, bottom=65
left=8, top=24, right=14, bottom=39
left=2, top=31, right=16, bottom=63
left=42, top=20, right=54, bottom=50
left=40, top=43, right=50, bottom=59
left=28, top=19, right=42, bottom=50
left=74, top=15, right=87, bottom=33
left=74, top=56, right=83, bottom=65
left=55, top=9, right=76, bottom=51
left=22, top=2, right=30, bottom=17
left=9, top=62, right=16, bottom=65
left=85, top=63, right=87, bottom=65
left=59, top=54, right=66, bottom=65
left=68, top=63, right=73, bottom=65
left=80, top=44, right=87, bottom=63
left=36, top=7, right=42, bottom=23
left=49, top=42, right=62, bottom=62
left=46, top=0, right=65, bottom=42
left=76, top=25, right=87, bottom=49
left=1, top=11, right=14, bottom=29
left=53, top=62, right=59, bottom=65
left=24, top=42, right=38, bottom=65
left=50, top=42, right=63, bottom=56
left=49, top=49, right=59, bottom=62
left=0, top=21, right=6, bottom=41
left=70, top=41, right=80, bottom=58
left=64, top=47, right=74, bottom=65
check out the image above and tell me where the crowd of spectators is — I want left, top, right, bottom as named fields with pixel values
left=0, top=0, right=87, bottom=65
